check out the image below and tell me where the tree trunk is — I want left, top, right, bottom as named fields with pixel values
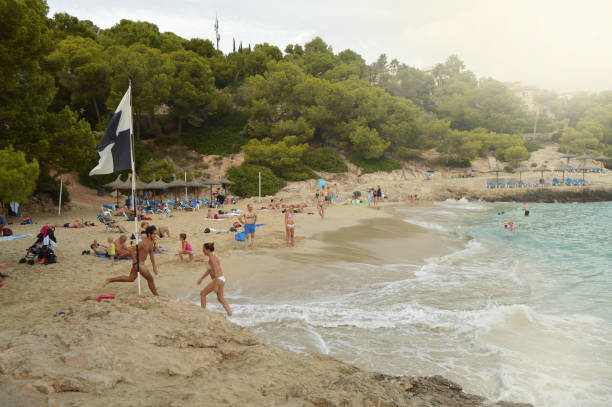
left=178, top=116, right=182, bottom=137
left=92, top=98, right=101, bottom=124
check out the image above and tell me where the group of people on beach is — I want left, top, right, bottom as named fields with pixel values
left=100, top=224, right=232, bottom=316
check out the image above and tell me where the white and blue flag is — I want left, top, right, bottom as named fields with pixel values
left=89, top=86, right=133, bottom=175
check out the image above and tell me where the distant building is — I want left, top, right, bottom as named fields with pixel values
left=504, top=82, right=554, bottom=118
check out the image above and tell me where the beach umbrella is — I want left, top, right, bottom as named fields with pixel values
left=555, top=166, right=570, bottom=181
left=574, top=154, right=592, bottom=167
left=146, top=178, right=167, bottom=201
left=203, top=178, right=221, bottom=202
left=594, top=155, right=609, bottom=170
left=104, top=175, right=131, bottom=206
left=513, top=167, right=529, bottom=183
left=560, top=153, right=574, bottom=166
left=575, top=167, right=590, bottom=181
left=168, top=176, right=187, bottom=202
left=219, top=178, right=234, bottom=195
left=533, top=167, right=551, bottom=185
left=488, top=167, right=505, bottom=185
left=187, top=178, right=206, bottom=200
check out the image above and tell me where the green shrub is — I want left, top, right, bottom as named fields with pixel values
left=183, top=113, right=250, bottom=155
left=551, top=132, right=562, bottom=143
left=504, top=165, right=514, bottom=173
left=395, top=146, right=423, bottom=161
left=303, top=147, right=348, bottom=173
left=524, top=141, right=542, bottom=153
left=36, top=171, right=70, bottom=204
left=226, top=164, right=286, bottom=197
left=531, top=162, right=537, bottom=167
left=349, top=154, right=402, bottom=174
left=274, top=164, right=317, bottom=181
left=436, top=154, right=472, bottom=168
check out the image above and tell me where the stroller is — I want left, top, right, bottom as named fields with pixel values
left=20, top=225, right=57, bottom=265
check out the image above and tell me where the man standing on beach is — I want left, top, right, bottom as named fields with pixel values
left=239, top=204, right=257, bottom=249
left=103, top=225, right=159, bottom=295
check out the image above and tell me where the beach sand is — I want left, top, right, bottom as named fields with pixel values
left=5, top=143, right=608, bottom=406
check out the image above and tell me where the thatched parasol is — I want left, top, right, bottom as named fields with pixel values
left=574, top=154, right=592, bottom=167
left=104, top=175, right=131, bottom=206
left=560, top=153, right=574, bottom=166
left=594, top=155, right=609, bottom=170
left=555, top=166, right=571, bottom=181
left=145, top=178, right=168, bottom=201
left=513, top=167, right=529, bottom=183
left=488, top=167, right=506, bottom=185
left=202, top=178, right=221, bottom=202
left=533, top=167, right=551, bottom=185
left=187, top=178, right=207, bottom=200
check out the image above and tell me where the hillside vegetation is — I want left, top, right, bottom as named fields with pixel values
left=1, top=1, right=611, bottom=201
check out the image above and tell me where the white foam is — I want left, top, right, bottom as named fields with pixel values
left=434, top=197, right=486, bottom=211
left=402, top=217, right=448, bottom=232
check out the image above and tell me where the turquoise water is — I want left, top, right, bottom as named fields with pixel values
left=190, top=200, right=612, bottom=406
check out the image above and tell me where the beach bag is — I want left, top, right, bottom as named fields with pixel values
left=233, top=222, right=241, bottom=228
left=235, top=231, right=245, bottom=242
left=204, top=227, right=211, bottom=233
left=21, top=217, right=32, bottom=225
left=1, top=228, right=12, bottom=236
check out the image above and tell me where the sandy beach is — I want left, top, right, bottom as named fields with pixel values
left=3, top=143, right=611, bottom=406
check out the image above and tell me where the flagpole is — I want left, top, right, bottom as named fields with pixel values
left=184, top=171, right=188, bottom=202
left=58, top=175, right=63, bottom=216
left=128, top=80, right=141, bottom=296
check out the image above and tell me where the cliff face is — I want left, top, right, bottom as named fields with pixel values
left=0, top=297, right=532, bottom=407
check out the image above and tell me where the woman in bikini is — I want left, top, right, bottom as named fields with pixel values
left=285, top=204, right=296, bottom=247
left=197, top=242, right=232, bottom=316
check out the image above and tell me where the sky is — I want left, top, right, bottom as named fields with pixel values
left=47, top=0, right=612, bottom=93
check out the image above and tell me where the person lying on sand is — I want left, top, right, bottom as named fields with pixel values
left=140, top=222, right=170, bottom=238
left=103, top=225, right=159, bottom=295
left=206, top=209, right=225, bottom=220
left=57, top=220, right=85, bottom=228
left=90, top=239, right=108, bottom=255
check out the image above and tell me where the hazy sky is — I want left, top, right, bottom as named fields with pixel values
left=47, top=0, right=612, bottom=93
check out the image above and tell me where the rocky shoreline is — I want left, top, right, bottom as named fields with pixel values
left=431, top=186, right=612, bottom=203
left=0, top=297, right=533, bottom=407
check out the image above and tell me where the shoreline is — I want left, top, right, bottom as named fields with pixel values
left=0, top=200, right=535, bottom=406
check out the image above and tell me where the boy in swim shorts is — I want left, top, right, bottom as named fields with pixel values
left=239, top=204, right=257, bottom=249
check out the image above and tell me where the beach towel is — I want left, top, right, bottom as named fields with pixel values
left=94, top=254, right=130, bottom=260
left=0, top=234, right=33, bottom=241
left=154, top=249, right=167, bottom=254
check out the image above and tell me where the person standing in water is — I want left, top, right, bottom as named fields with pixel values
left=197, top=242, right=232, bottom=316
left=103, top=225, right=159, bottom=295
left=524, top=202, right=530, bottom=216
left=285, top=204, right=296, bottom=247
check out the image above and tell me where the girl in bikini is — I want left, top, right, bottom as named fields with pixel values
left=285, top=204, right=296, bottom=247
left=178, top=233, right=194, bottom=262
left=197, top=242, right=232, bottom=316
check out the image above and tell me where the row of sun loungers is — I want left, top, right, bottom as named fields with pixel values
left=486, top=178, right=590, bottom=188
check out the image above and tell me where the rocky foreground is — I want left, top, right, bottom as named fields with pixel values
left=0, top=297, right=532, bottom=407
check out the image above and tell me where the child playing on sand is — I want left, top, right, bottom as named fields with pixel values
left=107, top=237, right=116, bottom=265
left=178, top=233, right=194, bottom=262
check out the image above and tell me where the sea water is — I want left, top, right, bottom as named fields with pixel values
left=195, top=200, right=612, bottom=406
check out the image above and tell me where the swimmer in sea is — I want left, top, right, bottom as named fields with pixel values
left=524, top=202, right=530, bottom=216
left=197, top=242, right=232, bottom=316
